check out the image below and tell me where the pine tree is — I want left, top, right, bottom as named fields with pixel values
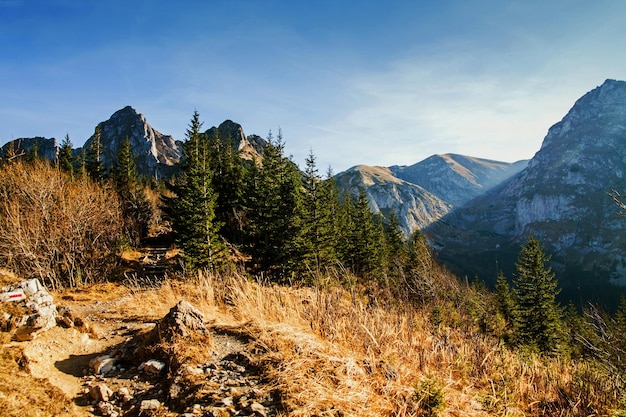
left=86, top=125, right=105, bottom=182
left=512, top=234, right=563, bottom=353
left=317, top=168, right=341, bottom=266
left=495, top=271, right=516, bottom=325
left=384, top=211, right=406, bottom=259
left=207, top=128, right=246, bottom=244
left=113, top=136, right=151, bottom=245
left=341, top=187, right=384, bottom=277
left=58, top=134, right=74, bottom=175
left=293, top=151, right=342, bottom=278
left=244, top=130, right=303, bottom=279
left=163, top=111, right=225, bottom=272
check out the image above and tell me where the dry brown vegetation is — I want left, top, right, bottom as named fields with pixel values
left=86, top=270, right=623, bottom=416
left=0, top=161, right=623, bottom=416
left=0, top=268, right=624, bottom=416
left=0, top=161, right=124, bottom=289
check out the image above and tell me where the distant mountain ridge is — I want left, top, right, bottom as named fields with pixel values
left=426, top=79, right=626, bottom=305
left=390, top=154, right=528, bottom=206
left=334, top=165, right=453, bottom=233
left=334, top=155, right=527, bottom=235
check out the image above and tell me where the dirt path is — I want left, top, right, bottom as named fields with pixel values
left=22, top=297, right=149, bottom=399
left=19, top=293, right=280, bottom=416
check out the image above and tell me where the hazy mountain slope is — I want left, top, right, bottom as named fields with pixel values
left=427, top=79, right=626, bottom=304
left=390, top=154, right=528, bottom=206
left=334, top=165, right=452, bottom=233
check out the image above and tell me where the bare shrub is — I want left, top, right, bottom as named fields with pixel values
left=0, top=161, right=124, bottom=288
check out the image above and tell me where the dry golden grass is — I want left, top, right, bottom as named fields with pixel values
left=1, top=267, right=621, bottom=416
left=115, top=271, right=622, bottom=417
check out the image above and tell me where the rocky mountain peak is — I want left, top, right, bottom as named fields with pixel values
left=204, top=120, right=266, bottom=160
left=83, top=106, right=182, bottom=179
left=536, top=79, right=626, bottom=158
left=427, top=79, right=626, bottom=304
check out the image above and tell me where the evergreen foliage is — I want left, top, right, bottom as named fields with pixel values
left=512, top=234, right=563, bottom=353
left=297, top=150, right=338, bottom=276
left=163, top=111, right=226, bottom=272
left=58, top=134, right=74, bottom=175
left=113, top=136, right=152, bottom=245
left=244, top=130, right=303, bottom=279
left=341, top=187, right=385, bottom=277
left=495, top=271, right=516, bottom=324
left=86, top=125, right=105, bottom=182
left=206, top=128, right=247, bottom=244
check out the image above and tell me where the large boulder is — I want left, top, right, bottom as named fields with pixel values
left=152, top=300, right=209, bottom=342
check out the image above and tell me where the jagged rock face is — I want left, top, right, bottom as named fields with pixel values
left=82, top=106, right=182, bottom=179
left=334, top=165, right=452, bottom=234
left=0, top=137, right=58, bottom=162
left=427, top=79, right=626, bottom=300
left=204, top=120, right=266, bottom=161
left=390, top=154, right=527, bottom=207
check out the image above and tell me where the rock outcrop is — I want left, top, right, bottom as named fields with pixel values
left=204, top=119, right=266, bottom=161
left=0, top=136, right=59, bottom=162
left=1, top=278, right=57, bottom=341
left=81, top=106, right=182, bottom=179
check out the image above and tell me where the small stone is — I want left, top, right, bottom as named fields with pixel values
left=117, top=387, right=133, bottom=403
left=90, top=355, right=116, bottom=375
left=98, top=401, right=115, bottom=416
left=139, top=359, right=166, bottom=375
left=140, top=399, right=161, bottom=412
left=90, top=383, right=113, bottom=402
left=220, top=396, right=234, bottom=406
left=249, top=401, right=268, bottom=417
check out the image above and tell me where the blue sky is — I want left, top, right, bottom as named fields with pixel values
left=2, top=1, right=625, bottom=172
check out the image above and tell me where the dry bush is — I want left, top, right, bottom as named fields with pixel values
left=0, top=161, right=124, bottom=289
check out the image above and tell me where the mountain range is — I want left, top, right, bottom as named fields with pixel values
left=2, top=79, right=626, bottom=305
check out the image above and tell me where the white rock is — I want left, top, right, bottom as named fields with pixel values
left=139, top=359, right=166, bottom=375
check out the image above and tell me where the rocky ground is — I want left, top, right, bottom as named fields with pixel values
left=21, top=296, right=281, bottom=417
left=0, top=242, right=286, bottom=417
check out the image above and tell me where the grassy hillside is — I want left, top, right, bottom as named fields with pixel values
left=2, top=267, right=624, bottom=416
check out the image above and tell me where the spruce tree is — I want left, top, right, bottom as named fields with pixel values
left=113, top=136, right=151, bottom=244
left=342, top=187, right=384, bottom=277
left=512, top=234, right=563, bottom=353
left=163, top=111, right=225, bottom=272
left=244, top=130, right=303, bottom=279
left=317, top=168, right=341, bottom=266
left=58, top=134, right=74, bottom=175
left=298, top=149, right=327, bottom=274
left=207, top=128, right=246, bottom=244
left=86, top=125, right=105, bottom=182
left=495, top=271, right=516, bottom=325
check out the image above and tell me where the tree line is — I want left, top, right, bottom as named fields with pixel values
left=161, top=111, right=419, bottom=283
